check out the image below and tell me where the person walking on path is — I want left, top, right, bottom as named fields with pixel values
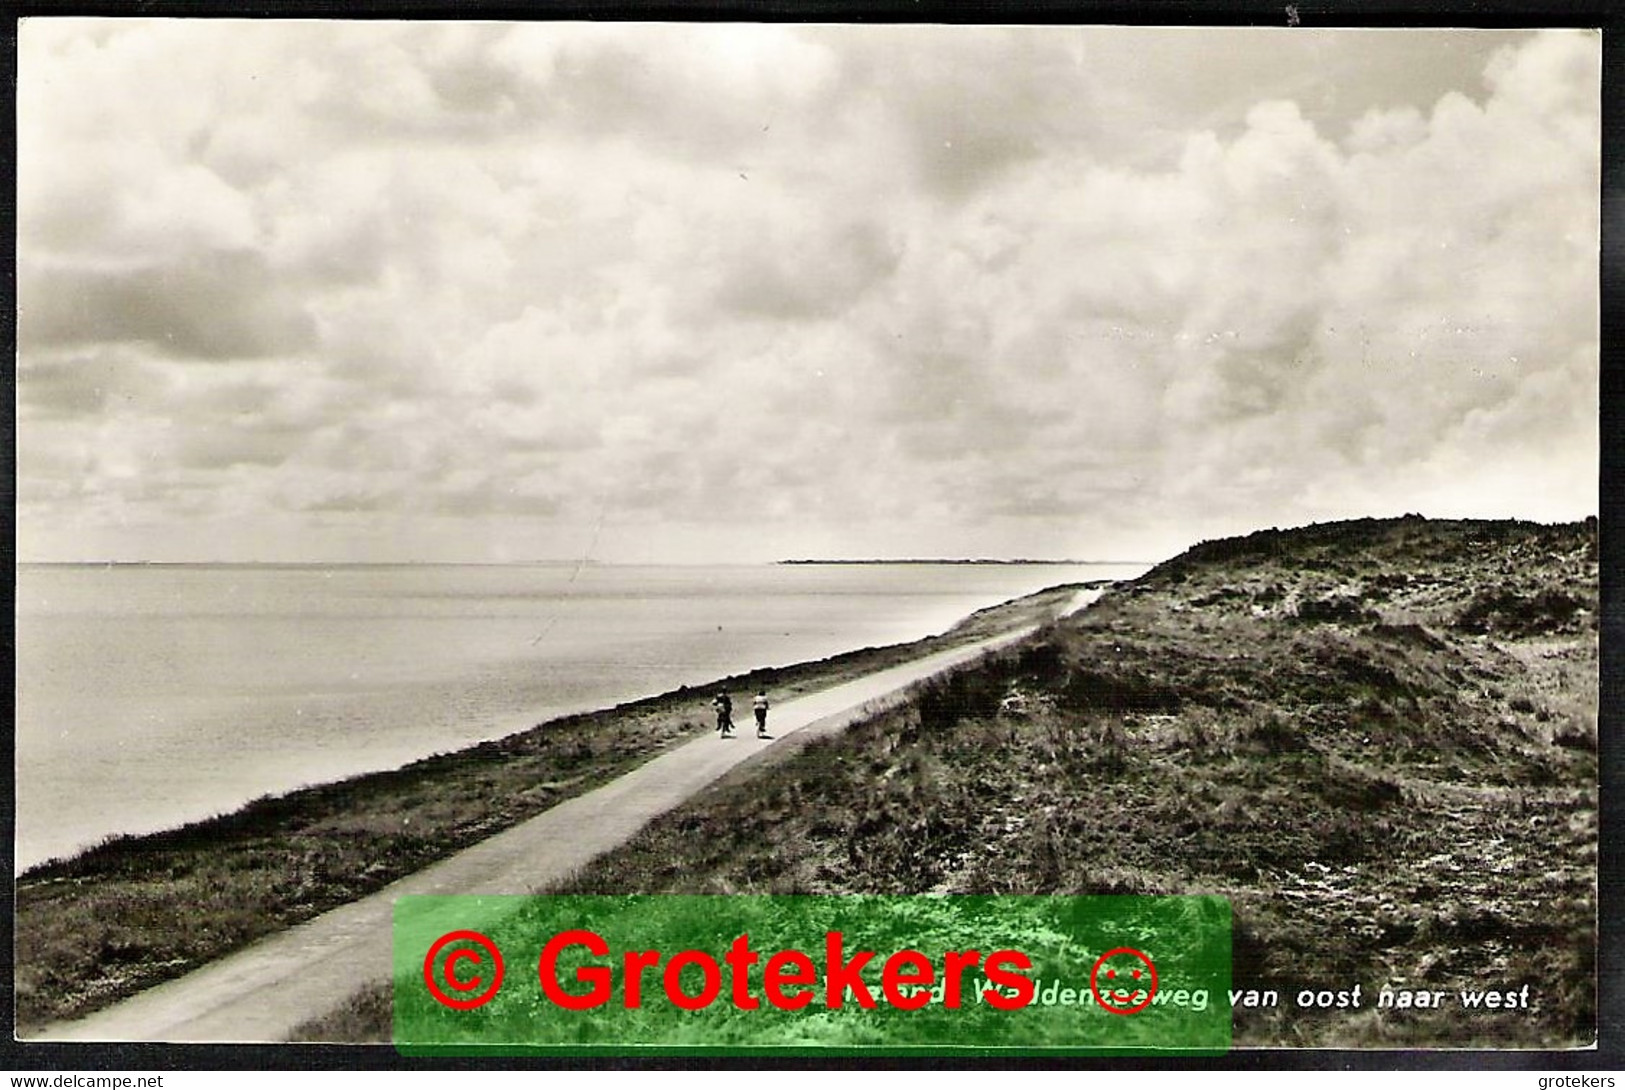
left=753, top=690, right=771, bottom=738
left=714, top=691, right=734, bottom=738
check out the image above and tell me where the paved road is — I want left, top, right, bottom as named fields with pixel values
left=28, top=614, right=1070, bottom=1043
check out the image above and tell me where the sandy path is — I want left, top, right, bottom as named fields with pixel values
left=29, top=619, right=1055, bottom=1043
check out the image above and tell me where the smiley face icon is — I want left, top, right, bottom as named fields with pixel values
left=1089, top=946, right=1158, bottom=1015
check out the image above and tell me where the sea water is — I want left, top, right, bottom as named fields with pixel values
left=13, top=562, right=1146, bottom=872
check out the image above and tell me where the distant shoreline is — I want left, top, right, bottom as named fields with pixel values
left=21, top=558, right=1146, bottom=569
left=777, top=558, right=1150, bottom=566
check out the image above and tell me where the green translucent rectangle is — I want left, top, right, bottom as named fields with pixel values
left=393, top=894, right=1231, bottom=1056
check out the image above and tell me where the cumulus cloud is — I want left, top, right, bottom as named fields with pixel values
left=22, top=251, right=319, bottom=359
left=14, top=22, right=1599, bottom=563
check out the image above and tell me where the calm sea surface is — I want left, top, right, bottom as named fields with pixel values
left=13, top=562, right=1146, bottom=872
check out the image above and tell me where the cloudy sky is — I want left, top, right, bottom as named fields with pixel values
left=16, top=22, right=1600, bottom=564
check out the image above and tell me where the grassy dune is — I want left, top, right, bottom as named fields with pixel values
left=303, top=516, right=1595, bottom=1048
left=14, top=582, right=1081, bottom=1032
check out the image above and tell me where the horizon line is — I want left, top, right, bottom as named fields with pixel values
left=16, top=557, right=1158, bottom=568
